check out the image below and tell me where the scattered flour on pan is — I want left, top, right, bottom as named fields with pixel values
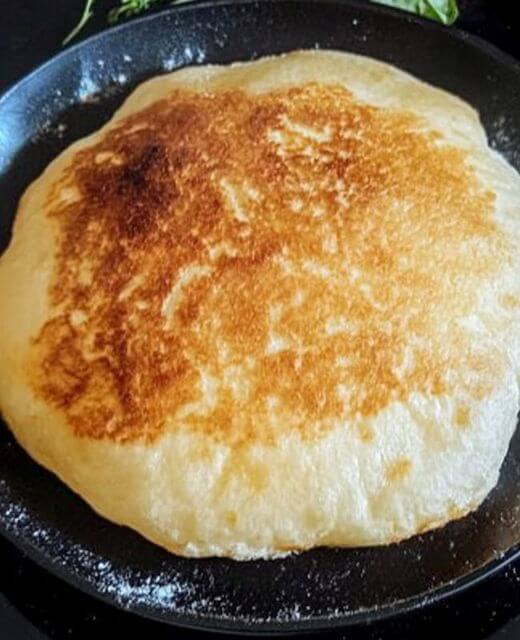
left=490, top=114, right=520, bottom=167
left=163, top=46, right=206, bottom=71
left=77, top=60, right=128, bottom=103
left=492, top=115, right=512, bottom=148
left=163, top=56, right=177, bottom=71
left=91, top=560, right=191, bottom=610
left=183, top=45, right=206, bottom=63
left=78, top=71, right=101, bottom=103
left=31, top=120, right=67, bottom=143
left=1, top=497, right=194, bottom=612
left=2, top=499, right=30, bottom=529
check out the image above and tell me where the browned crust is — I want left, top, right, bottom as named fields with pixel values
left=32, top=83, right=503, bottom=444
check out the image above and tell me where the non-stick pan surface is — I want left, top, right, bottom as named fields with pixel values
left=1, top=0, right=520, bottom=634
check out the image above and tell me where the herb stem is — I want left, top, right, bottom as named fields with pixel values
left=63, top=0, right=97, bottom=45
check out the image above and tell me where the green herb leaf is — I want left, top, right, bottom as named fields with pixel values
left=108, top=0, right=164, bottom=25
left=373, top=0, right=459, bottom=25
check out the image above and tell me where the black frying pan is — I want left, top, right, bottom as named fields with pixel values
left=1, top=0, right=520, bottom=634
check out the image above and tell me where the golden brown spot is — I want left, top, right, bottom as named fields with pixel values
left=186, top=441, right=213, bottom=463
left=357, top=423, right=374, bottom=443
left=244, top=460, right=269, bottom=493
left=448, top=503, right=470, bottom=520
left=304, top=508, right=324, bottom=529
left=33, top=83, right=505, bottom=444
left=417, top=517, right=445, bottom=535
left=225, top=511, right=237, bottom=527
left=386, top=458, right=412, bottom=483
left=500, top=293, right=520, bottom=310
left=417, top=503, right=471, bottom=534
left=212, top=452, right=268, bottom=498
left=455, top=405, right=471, bottom=429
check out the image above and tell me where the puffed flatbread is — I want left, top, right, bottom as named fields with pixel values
left=1, top=50, right=519, bottom=559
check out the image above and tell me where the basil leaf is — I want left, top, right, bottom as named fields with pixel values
left=373, top=0, right=459, bottom=25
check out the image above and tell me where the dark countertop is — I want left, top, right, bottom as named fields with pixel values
left=0, top=1, right=519, bottom=638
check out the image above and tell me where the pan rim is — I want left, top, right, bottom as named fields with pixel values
left=1, top=0, right=520, bottom=633
left=1, top=0, right=520, bottom=106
